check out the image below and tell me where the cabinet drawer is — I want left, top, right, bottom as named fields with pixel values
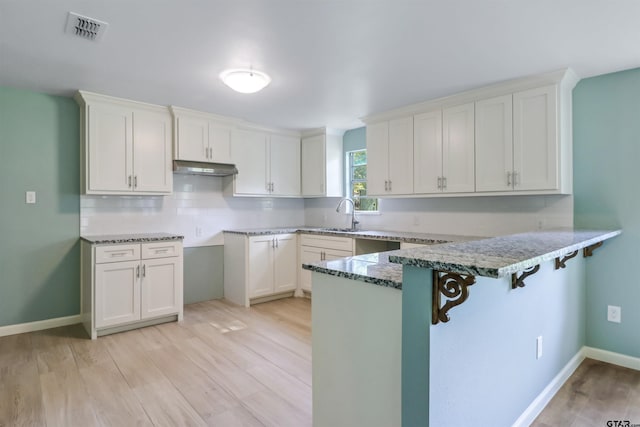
left=95, top=244, right=141, bottom=264
left=141, top=241, right=182, bottom=259
left=300, top=234, right=353, bottom=252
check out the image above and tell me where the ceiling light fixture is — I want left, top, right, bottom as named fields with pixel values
left=220, top=68, right=271, bottom=94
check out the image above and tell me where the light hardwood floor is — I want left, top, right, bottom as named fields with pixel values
left=0, top=297, right=312, bottom=427
left=3, top=297, right=638, bottom=427
left=533, top=358, right=640, bottom=427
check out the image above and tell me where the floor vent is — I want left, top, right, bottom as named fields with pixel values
left=65, top=12, right=109, bottom=42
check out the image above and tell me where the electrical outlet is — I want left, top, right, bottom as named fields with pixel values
left=25, top=191, right=36, bottom=204
left=536, top=336, right=543, bottom=359
left=607, top=305, right=621, bottom=323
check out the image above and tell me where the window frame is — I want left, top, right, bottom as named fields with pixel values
left=346, top=149, right=379, bottom=213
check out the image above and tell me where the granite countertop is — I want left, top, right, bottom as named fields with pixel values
left=81, top=233, right=184, bottom=244
left=304, top=252, right=403, bottom=289
left=388, top=229, right=621, bottom=278
left=224, top=227, right=480, bottom=245
left=304, top=229, right=621, bottom=289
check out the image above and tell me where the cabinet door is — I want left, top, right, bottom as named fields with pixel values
left=132, top=109, right=173, bottom=193
left=513, top=85, right=558, bottom=191
left=442, top=103, right=475, bottom=193
left=301, top=135, right=326, bottom=197
left=175, top=115, right=209, bottom=162
left=366, top=121, right=389, bottom=196
left=140, top=257, right=182, bottom=320
left=233, top=130, right=269, bottom=195
left=95, top=260, right=140, bottom=328
left=475, top=95, right=513, bottom=192
left=273, top=234, right=298, bottom=293
left=299, top=246, right=323, bottom=291
left=414, top=110, right=442, bottom=194
left=209, top=123, right=233, bottom=164
left=248, top=236, right=274, bottom=298
left=270, top=134, right=301, bottom=196
left=387, top=117, right=414, bottom=195
left=87, top=103, right=132, bottom=193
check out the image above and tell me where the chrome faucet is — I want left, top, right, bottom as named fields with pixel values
left=336, top=198, right=359, bottom=231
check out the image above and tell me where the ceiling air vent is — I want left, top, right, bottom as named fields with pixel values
left=65, top=12, right=108, bottom=42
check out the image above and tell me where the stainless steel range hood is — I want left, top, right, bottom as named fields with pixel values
left=172, top=160, right=238, bottom=177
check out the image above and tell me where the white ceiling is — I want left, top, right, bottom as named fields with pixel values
left=1, top=0, right=639, bottom=131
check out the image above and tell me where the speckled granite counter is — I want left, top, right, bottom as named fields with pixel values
left=304, top=252, right=403, bottom=289
left=81, top=233, right=184, bottom=244
left=389, top=229, right=620, bottom=278
left=224, top=227, right=479, bottom=245
left=304, top=229, right=621, bottom=289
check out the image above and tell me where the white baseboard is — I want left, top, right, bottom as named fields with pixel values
left=0, top=314, right=81, bottom=337
left=512, top=348, right=586, bottom=427
left=584, top=346, right=640, bottom=371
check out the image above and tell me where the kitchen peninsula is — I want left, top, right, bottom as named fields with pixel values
left=306, top=228, right=620, bottom=427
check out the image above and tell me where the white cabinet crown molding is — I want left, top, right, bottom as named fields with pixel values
left=361, top=68, right=579, bottom=124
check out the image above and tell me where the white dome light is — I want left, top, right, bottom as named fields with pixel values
left=220, top=68, right=271, bottom=94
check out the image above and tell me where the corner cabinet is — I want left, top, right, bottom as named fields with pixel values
left=223, top=232, right=298, bottom=307
left=301, top=130, right=344, bottom=197
left=231, top=129, right=301, bottom=197
left=81, top=239, right=184, bottom=339
left=170, top=106, right=234, bottom=164
left=367, top=116, right=414, bottom=196
left=298, top=234, right=354, bottom=292
left=75, top=91, right=173, bottom=195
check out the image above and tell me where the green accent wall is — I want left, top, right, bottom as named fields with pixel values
left=573, top=68, right=640, bottom=357
left=0, top=87, right=80, bottom=326
left=183, top=246, right=224, bottom=304
left=343, top=126, right=366, bottom=153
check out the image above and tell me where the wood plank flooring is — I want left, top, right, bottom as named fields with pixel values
left=533, top=358, right=640, bottom=427
left=2, top=297, right=639, bottom=427
left=0, top=297, right=311, bottom=427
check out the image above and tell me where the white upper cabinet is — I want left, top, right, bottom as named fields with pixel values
left=231, top=129, right=301, bottom=197
left=475, top=95, right=514, bottom=192
left=301, top=131, right=343, bottom=197
left=442, top=103, right=475, bottom=193
left=77, top=91, right=172, bottom=195
left=476, top=86, right=560, bottom=193
left=270, top=134, right=301, bottom=196
left=414, top=104, right=474, bottom=194
left=233, top=129, right=269, bottom=195
left=367, top=116, right=414, bottom=196
left=414, top=110, right=442, bottom=194
left=171, top=107, right=234, bottom=164
left=513, top=85, right=558, bottom=191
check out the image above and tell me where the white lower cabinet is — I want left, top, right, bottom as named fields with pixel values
left=224, top=233, right=298, bottom=307
left=299, top=234, right=354, bottom=292
left=82, top=240, right=183, bottom=339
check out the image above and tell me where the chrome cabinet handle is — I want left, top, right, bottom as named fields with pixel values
left=513, top=171, right=519, bottom=187
left=276, top=238, right=279, bottom=248
left=442, top=176, right=447, bottom=190
left=134, top=176, right=138, bottom=188
left=136, top=265, right=140, bottom=278
left=142, top=264, right=146, bottom=277
left=507, top=171, right=512, bottom=187
left=128, top=176, right=132, bottom=188
left=388, top=180, right=392, bottom=191
left=437, top=177, right=442, bottom=190
left=384, top=180, right=388, bottom=191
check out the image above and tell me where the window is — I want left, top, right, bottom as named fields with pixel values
left=347, top=149, right=378, bottom=212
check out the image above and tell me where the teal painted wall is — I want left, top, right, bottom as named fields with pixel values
left=343, top=126, right=366, bottom=153
left=573, top=68, right=640, bottom=357
left=183, top=246, right=224, bottom=304
left=0, top=87, right=80, bottom=326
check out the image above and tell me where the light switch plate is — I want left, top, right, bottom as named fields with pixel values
left=25, top=191, right=36, bottom=204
